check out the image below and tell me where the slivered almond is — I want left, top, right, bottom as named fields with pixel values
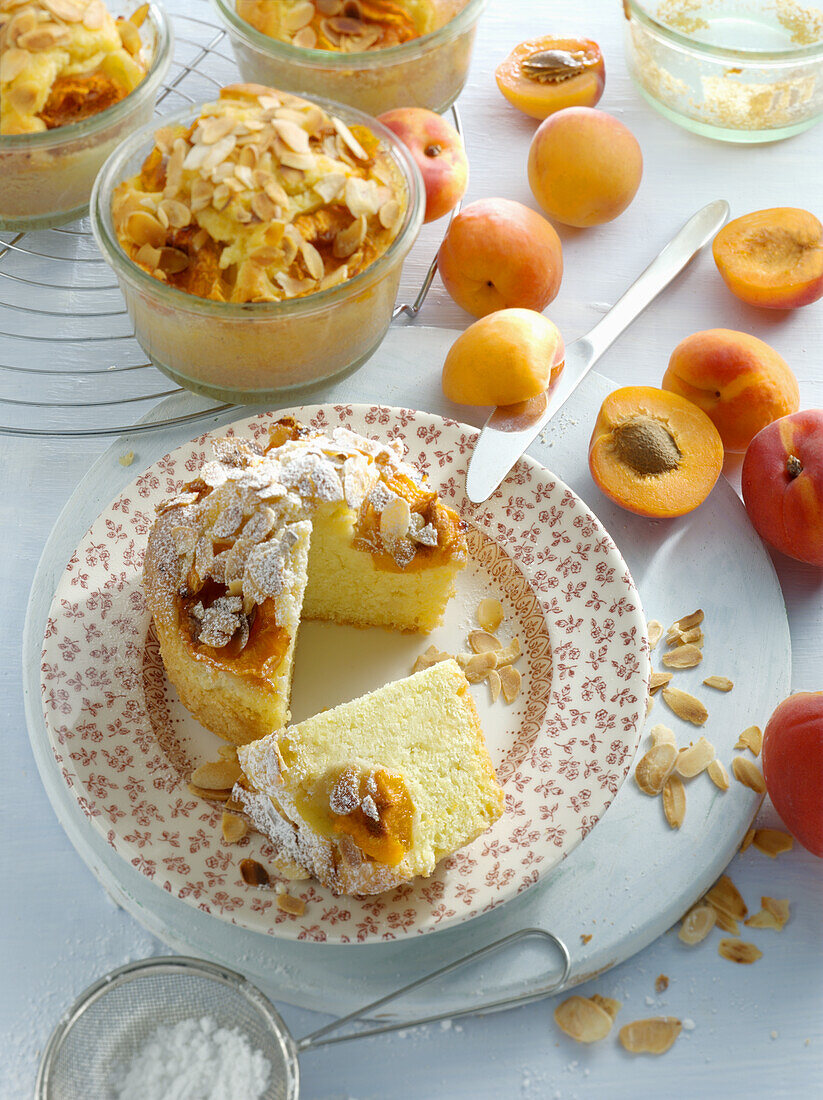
left=674, top=609, right=704, bottom=631
left=718, top=938, right=762, bottom=964
left=662, top=687, right=707, bottom=726
left=662, top=775, right=686, bottom=828
left=646, top=695, right=654, bottom=717
left=499, top=663, right=522, bottom=703
left=649, top=724, right=676, bottom=748
left=240, top=858, right=270, bottom=887
left=218, top=744, right=239, bottom=761
left=495, top=636, right=521, bottom=667
left=221, top=812, right=248, bottom=844
left=477, top=598, right=504, bottom=633
left=703, top=676, right=734, bottom=692
left=554, top=996, right=614, bottom=1043
left=712, top=909, right=740, bottom=935
left=463, top=651, right=497, bottom=684
left=707, top=759, right=730, bottom=790
left=752, top=829, right=793, bottom=858
left=191, top=760, right=242, bottom=790
left=635, top=743, right=677, bottom=795
left=487, top=669, right=501, bottom=704
left=380, top=496, right=411, bottom=540
left=276, top=891, right=306, bottom=915
left=678, top=904, right=716, bottom=945
left=740, top=827, right=755, bottom=852
left=649, top=671, right=672, bottom=695
left=647, top=619, right=663, bottom=650
left=187, top=784, right=231, bottom=802
left=662, top=644, right=703, bottom=669
left=705, top=875, right=747, bottom=921
left=224, top=796, right=245, bottom=814
left=667, top=626, right=704, bottom=648
left=675, top=736, right=715, bottom=778
left=732, top=756, right=766, bottom=794
left=745, top=897, right=790, bottom=931
left=412, top=645, right=451, bottom=674
left=735, top=725, right=763, bottom=755
left=619, top=1018, right=681, bottom=1055
left=468, top=630, right=501, bottom=654
left=590, top=994, right=621, bottom=1021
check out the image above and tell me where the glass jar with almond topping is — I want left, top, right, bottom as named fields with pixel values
left=91, top=85, right=424, bottom=401
left=0, top=1, right=172, bottom=231
left=212, top=0, right=486, bottom=115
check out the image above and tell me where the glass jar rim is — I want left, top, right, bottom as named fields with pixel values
left=0, top=1, right=174, bottom=151
left=624, top=0, right=823, bottom=62
left=212, top=0, right=487, bottom=68
left=90, top=94, right=425, bottom=319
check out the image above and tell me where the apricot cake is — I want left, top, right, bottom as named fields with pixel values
left=143, top=417, right=468, bottom=745
left=236, top=0, right=436, bottom=52
left=0, top=0, right=149, bottom=135
left=236, top=659, right=504, bottom=895
left=111, top=84, right=408, bottom=303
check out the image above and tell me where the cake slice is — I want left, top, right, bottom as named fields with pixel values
left=236, top=659, right=505, bottom=896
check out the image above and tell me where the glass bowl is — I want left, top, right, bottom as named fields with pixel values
left=90, top=97, right=425, bottom=403
left=623, top=0, right=823, bottom=142
left=211, top=0, right=486, bottom=115
left=0, top=1, right=173, bottom=232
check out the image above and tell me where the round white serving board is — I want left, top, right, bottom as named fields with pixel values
left=23, top=326, right=790, bottom=1022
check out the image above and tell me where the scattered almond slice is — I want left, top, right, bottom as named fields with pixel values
left=487, top=668, right=501, bottom=704
left=649, top=724, right=676, bottom=748
left=191, top=759, right=243, bottom=790
left=218, top=744, right=239, bottom=761
left=667, top=626, right=704, bottom=648
left=619, top=1017, right=682, bottom=1055
left=675, top=736, right=715, bottom=778
left=654, top=974, right=669, bottom=994
left=732, top=756, right=766, bottom=794
left=187, top=783, right=232, bottom=802
left=554, top=996, right=615, bottom=1043
left=673, top=609, right=704, bottom=632
left=718, top=938, right=762, bottom=964
left=239, top=858, right=270, bottom=887
left=647, top=620, right=663, bottom=650
left=740, top=827, right=756, bottom=852
left=735, top=725, right=763, bottom=756
left=707, top=759, right=730, bottom=791
left=678, top=904, right=716, bottom=945
left=752, top=828, right=794, bottom=858
left=468, top=629, right=502, bottom=654
left=412, top=645, right=451, bottom=673
left=662, top=775, right=686, bottom=828
left=712, top=909, right=740, bottom=935
left=635, top=742, right=677, bottom=795
left=495, top=636, right=521, bottom=667
left=649, top=671, right=672, bottom=695
left=477, top=597, right=504, bottom=634
left=276, top=891, right=306, bottom=915
left=499, top=663, right=522, bottom=704
left=462, top=651, right=497, bottom=684
left=705, top=875, right=747, bottom=921
left=662, top=687, right=708, bottom=726
left=645, top=695, right=654, bottom=718
left=221, top=811, right=248, bottom=844
left=662, top=644, right=703, bottom=669
left=745, top=897, right=790, bottom=931
left=118, top=451, right=134, bottom=467
left=703, top=676, right=733, bottom=692
left=224, top=795, right=245, bottom=814
left=590, top=994, right=621, bottom=1021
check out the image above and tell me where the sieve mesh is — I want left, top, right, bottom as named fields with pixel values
left=37, top=958, right=299, bottom=1100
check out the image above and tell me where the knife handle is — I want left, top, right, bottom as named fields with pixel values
left=585, top=199, right=730, bottom=363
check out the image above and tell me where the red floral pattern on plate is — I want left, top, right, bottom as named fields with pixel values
left=40, top=405, right=648, bottom=943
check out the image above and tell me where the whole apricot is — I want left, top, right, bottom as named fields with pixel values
left=496, top=37, right=605, bottom=120
left=377, top=107, right=468, bottom=223
left=588, top=386, right=724, bottom=518
left=441, top=308, right=564, bottom=407
left=713, top=208, right=823, bottom=309
left=762, top=692, right=823, bottom=857
left=437, top=198, right=563, bottom=318
left=741, top=409, right=823, bottom=566
left=662, top=329, right=799, bottom=452
left=527, top=107, right=642, bottom=228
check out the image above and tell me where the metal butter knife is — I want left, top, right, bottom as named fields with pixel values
left=464, top=199, right=730, bottom=505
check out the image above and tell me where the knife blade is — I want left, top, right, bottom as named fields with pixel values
left=464, top=199, right=730, bottom=505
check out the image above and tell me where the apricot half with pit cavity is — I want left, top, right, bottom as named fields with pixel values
left=589, top=387, right=724, bottom=518
left=713, top=208, right=823, bottom=309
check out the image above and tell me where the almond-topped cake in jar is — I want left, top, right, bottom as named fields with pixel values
left=92, top=84, right=424, bottom=399
left=0, top=1, right=172, bottom=230
left=142, top=417, right=468, bottom=745
left=212, top=0, right=487, bottom=114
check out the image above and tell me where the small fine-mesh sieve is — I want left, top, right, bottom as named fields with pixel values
left=36, top=930, right=570, bottom=1098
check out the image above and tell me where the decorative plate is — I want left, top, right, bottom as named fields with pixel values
left=40, top=404, right=649, bottom=943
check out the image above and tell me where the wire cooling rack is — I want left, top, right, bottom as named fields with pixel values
left=0, top=4, right=458, bottom=438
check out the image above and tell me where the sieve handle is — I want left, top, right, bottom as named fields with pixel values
left=295, top=927, right=571, bottom=1051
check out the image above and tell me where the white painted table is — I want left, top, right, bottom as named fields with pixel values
left=2, top=1, right=822, bottom=1096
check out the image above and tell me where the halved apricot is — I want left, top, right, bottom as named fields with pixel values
left=713, top=208, right=823, bottom=310
left=589, top=387, right=724, bottom=518
left=496, top=37, right=605, bottom=120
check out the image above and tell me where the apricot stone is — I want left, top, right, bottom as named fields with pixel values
left=441, top=308, right=564, bottom=407
left=741, top=409, right=823, bottom=566
left=437, top=198, right=563, bottom=318
left=496, top=37, right=605, bottom=120
left=713, top=208, right=823, bottom=309
left=589, top=386, right=724, bottom=518
left=527, top=107, right=642, bottom=228
left=762, top=692, right=823, bottom=857
left=662, top=329, right=799, bottom=452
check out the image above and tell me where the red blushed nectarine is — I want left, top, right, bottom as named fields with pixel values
left=741, top=409, right=823, bottom=566
left=763, top=692, right=823, bottom=857
left=377, top=108, right=468, bottom=224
